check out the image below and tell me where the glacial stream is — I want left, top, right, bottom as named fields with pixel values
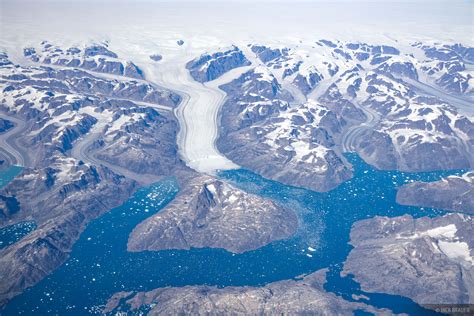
left=2, top=154, right=465, bottom=315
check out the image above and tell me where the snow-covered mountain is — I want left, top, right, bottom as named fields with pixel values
left=0, top=45, right=186, bottom=304
left=0, top=50, right=181, bottom=172
left=24, top=41, right=144, bottom=79
left=0, top=34, right=473, bottom=313
left=212, top=40, right=473, bottom=191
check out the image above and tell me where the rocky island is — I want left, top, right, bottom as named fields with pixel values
left=104, top=269, right=391, bottom=315
left=397, top=172, right=474, bottom=214
left=342, top=213, right=474, bottom=306
left=128, top=174, right=298, bottom=254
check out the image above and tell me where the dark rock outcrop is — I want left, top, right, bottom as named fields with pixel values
left=149, top=54, right=162, bottom=62
left=186, top=46, right=250, bottom=82
left=0, top=118, right=13, bottom=133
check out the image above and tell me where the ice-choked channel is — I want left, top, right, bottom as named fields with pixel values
left=3, top=154, right=464, bottom=315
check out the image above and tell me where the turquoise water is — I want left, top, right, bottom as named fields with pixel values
left=3, top=154, right=464, bottom=315
left=0, top=166, right=36, bottom=249
left=0, top=165, right=22, bottom=189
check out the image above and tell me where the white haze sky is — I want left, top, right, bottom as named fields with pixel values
left=0, top=0, right=472, bottom=58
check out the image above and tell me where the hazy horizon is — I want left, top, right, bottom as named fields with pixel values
left=1, top=0, right=472, bottom=48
